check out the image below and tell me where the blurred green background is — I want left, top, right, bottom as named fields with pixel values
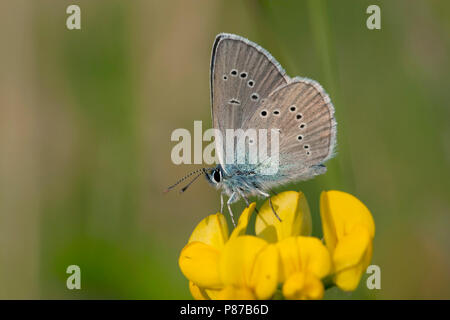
left=0, top=0, right=449, bottom=299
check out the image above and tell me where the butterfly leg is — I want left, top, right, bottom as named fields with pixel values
left=243, top=195, right=261, bottom=216
left=257, top=190, right=270, bottom=198
left=269, top=197, right=282, bottom=222
left=227, top=192, right=238, bottom=227
left=243, top=196, right=261, bottom=215
left=220, top=193, right=224, bottom=213
left=237, top=189, right=261, bottom=216
left=255, top=189, right=281, bottom=222
left=237, top=189, right=251, bottom=208
left=268, top=190, right=282, bottom=221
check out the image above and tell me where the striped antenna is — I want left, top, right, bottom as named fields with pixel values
left=164, top=168, right=207, bottom=193
left=180, top=171, right=204, bottom=193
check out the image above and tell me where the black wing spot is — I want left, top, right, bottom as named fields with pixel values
left=229, top=98, right=241, bottom=105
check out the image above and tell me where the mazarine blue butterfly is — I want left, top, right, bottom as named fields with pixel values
left=166, top=33, right=336, bottom=226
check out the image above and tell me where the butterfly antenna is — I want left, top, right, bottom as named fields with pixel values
left=179, top=171, right=204, bottom=193
left=164, top=168, right=206, bottom=193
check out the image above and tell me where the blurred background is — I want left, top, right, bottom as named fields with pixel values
left=0, top=0, right=449, bottom=299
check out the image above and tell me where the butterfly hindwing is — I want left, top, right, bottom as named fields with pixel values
left=242, top=77, right=336, bottom=187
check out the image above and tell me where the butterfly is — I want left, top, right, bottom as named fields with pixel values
left=166, top=33, right=336, bottom=226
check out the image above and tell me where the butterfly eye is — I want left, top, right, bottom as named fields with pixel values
left=213, top=170, right=222, bottom=183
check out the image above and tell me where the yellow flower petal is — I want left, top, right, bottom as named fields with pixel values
left=276, top=236, right=331, bottom=283
left=255, top=191, right=312, bottom=243
left=189, top=281, right=223, bottom=300
left=250, top=244, right=279, bottom=300
left=205, top=288, right=222, bottom=300
left=229, top=203, right=256, bottom=240
left=320, top=190, right=375, bottom=254
left=332, top=226, right=373, bottom=291
left=282, top=272, right=324, bottom=300
left=188, top=213, right=229, bottom=250
left=219, top=236, right=278, bottom=299
left=179, top=241, right=222, bottom=289
left=189, top=281, right=210, bottom=300
left=216, top=286, right=256, bottom=300
left=320, top=190, right=375, bottom=291
left=333, top=225, right=371, bottom=272
left=220, top=235, right=267, bottom=286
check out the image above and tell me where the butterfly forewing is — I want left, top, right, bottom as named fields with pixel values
left=210, top=34, right=289, bottom=164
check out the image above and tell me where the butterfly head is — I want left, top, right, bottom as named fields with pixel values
left=205, top=166, right=223, bottom=188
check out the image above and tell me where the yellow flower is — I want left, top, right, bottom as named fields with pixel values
left=178, top=203, right=278, bottom=300
left=179, top=189, right=375, bottom=300
left=320, top=190, right=375, bottom=291
left=218, top=236, right=278, bottom=300
left=255, top=191, right=312, bottom=242
left=179, top=213, right=228, bottom=293
left=277, top=236, right=331, bottom=300
left=255, top=191, right=331, bottom=300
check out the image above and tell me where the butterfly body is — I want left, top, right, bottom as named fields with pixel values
left=206, top=163, right=267, bottom=199
left=206, top=161, right=327, bottom=202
